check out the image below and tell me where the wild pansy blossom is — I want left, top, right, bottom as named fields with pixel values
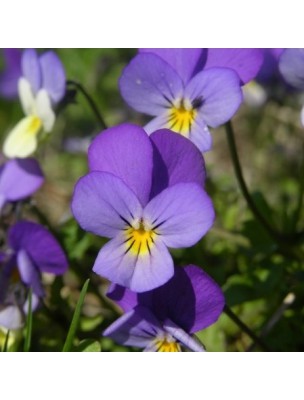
left=279, top=49, right=304, bottom=126
left=3, top=49, right=66, bottom=159
left=119, top=48, right=263, bottom=152
left=0, top=49, right=22, bottom=99
left=72, top=123, right=214, bottom=292
left=0, top=158, right=44, bottom=211
left=105, top=265, right=225, bottom=352
left=0, top=221, right=68, bottom=330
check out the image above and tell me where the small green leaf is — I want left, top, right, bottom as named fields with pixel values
left=24, top=288, right=33, bottom=352
left=62, top=279, right=90, bottom=352
left=76, top=339, right=101, bottom=352
left=2, top=330, right=10, bottom=352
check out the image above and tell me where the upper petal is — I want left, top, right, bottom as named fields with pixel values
left=139, top=48, right=204, bottom=84
left=143, top=183, right=215, bottom=248
left=203, top=48, right=264, bottom=84
left=0, top=158, right=44, bottom=205
left=35, top=89, right=55, bottom=132
left=184, top=67, right=243, bottom=128
left=0, top=48, right=22, bottom=99
left=8, top=221, right=68, bottom=275
left=71, top=171, right=143, bottom=238
left=21, top=49, right=41, bottom=93
left=279, top=48, right=304, bottom=89
left=88, top=124, right=153, bottom=207
left=40, top=51, right=66, bottom=103
left=119, top=53, right=184, bottom=116
left=150, top=128, right=206, bottom=198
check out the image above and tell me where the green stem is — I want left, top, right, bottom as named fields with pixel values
left=224, top=305, right=270, bottom=351
left=66, top=80, right=108, bottom=130
left=225, top=121, right=283, bottom=245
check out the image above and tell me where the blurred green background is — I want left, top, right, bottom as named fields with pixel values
left=1, top=49, right=304, bottom=352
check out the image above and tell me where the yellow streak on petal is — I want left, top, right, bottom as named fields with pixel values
left=167, top=101, right=197, bottom=137
left=156, top=339, right=181, bottom=352
left=3, top=115, right=42, bottom=158
left=124, top=223, right=156, bottom=256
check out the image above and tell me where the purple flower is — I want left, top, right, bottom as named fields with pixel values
left=119, top=49, right=263, bottom=152
left=0, top=158, right=44, bottom=211
left=279, top=49, right=304, bottom=125
left=72, top=124, right=214, bottom=292
left=3, top=48, right=66, bottom=159
left=104, top=265, right=225, bottom=352
left=257, top=49, right=284, bottom=84
left=0, top=49, right=22, bottom=99
left=0, top=221, right=68, bottom=330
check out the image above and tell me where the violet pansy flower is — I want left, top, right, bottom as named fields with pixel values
left=0, top=49, right=22, bottom=99
left=3, top=49, right=66, bottom=159
left=0, top=158, right=44, bottom=211
left=0, top=221, right=68, bottom=330
left=279, top=49, right=304, bottom=125
left=72, top=124, right=214, bottom=292
left=119, top=49, right=263, bottom=152
left=105, top=265, right=225, bottom=352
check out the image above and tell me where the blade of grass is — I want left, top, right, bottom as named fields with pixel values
left=24, top=288, right=33, bottom=352
left=62, top=279, right=90, bottom=352
left=2, top=330, right=10, bottom=352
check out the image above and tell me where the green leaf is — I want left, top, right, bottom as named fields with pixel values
left=2, top=330, right=10, bottom=352
left=24, top=288, right=33, bottom=352
left=76, top=339, right=101, bottom=352
left=62, top=279, right=90, bottom=352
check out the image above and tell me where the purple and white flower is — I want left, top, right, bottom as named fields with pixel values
left=119, top=48, right=263, bottom=152
left=0, top=221, right=68, bottom=330
left=72, top=123, right=214, bottom=292
left=0, top=158, right=44, bottom=211
left=105, top=265, right=225, bottom=352
left=3, top=49, right=66, bottom=159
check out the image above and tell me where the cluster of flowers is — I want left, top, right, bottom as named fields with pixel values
left=0, top=49, right=67, bottom=330
left=1, top=48, right=303, bottom=351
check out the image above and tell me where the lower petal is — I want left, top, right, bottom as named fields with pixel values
left=0, top=305, right=23, bottom=330
left=17, top=250, right=44, bottom=297
left=3, top=116, right=41, bottom=158
left=93, top=233, right=174, bottom=292
left=164, top=319, right=206, bottom=352
left=189, top=114, right=213, bottom=152
left=144, top=113, right=169, bottom=134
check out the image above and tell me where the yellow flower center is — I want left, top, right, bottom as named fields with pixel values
left=156, top=338, right=181, bottom=352
left=167, top=99, right=197, bottom=137
left=124, top=221, right=156, bottom=256
left=28, top=116, right=42, bottom=134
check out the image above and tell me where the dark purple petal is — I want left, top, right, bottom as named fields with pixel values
left=119, top=53, right=183, bottom=116
left=21, top=49, right=41, bottom=93
left=257, top=49, right=284, bottom=84
left=0, top=49, right=22, bottom=99
left=184, top=67, right=243, bottom=128
left=204, top=48, right=264, bottom=84
left=188, top=114, right=213, bottom=152
left=0, top=158, right=44, bottom=209
left=88, top=124, right=153, bottom=207
left=279, top=49, right=304, bottom=90
left=143, top=183, right=215, bottom=248
left=103, top=305, right=163, bottom=348
left=17, top=250, right=44, bottom=297
left=40, top=51, right=66, bottom=103
left=8, top=221, right=68, bottom=275
left=150, top=129, right=206, bottom=197
left=71, top=172, right=143, bottom=238
left=163, top=319, right=205, bottom=351
left=140, top=48, right=204, bottom=84
left=93, top=232, right=174, bottom=292
left=0, top=305, right=23, bottom=330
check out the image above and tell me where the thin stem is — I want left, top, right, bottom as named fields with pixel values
left=224, top=305, right=270, bottom=351
left=225, top=121, right=283, bottom=245
left=66, top=80, right=107, bottom=130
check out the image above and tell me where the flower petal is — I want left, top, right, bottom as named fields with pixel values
left=139, top=48, right=204, bottom=84
left=203, top=48, right=264, bottom=84
left=150, top=128, right=206, bottom=197
left=18, top=77, right=35, bottom=115
left=0, top=48, right=22, bottom=99
left=3, top=115, right=41, bottom=158
left=72, top=171, right=143, bottom=238
left=8, top=221, right=68, bottom=275
left=143, top=113, right=169, bottom=134
left=93, top=232, right=174, bottom=292
left=17, top=250, right=44, bottom=297
left=279, top=49, right=304, bottom=90
left=0, top=305, right=23, bottom=330
left=35, top=89, right=55, bottom=132
left=40, top=51, right=66, bottom=103
left=163, top=319, right=205, bottom=352
left=103, top=306, right=163, bottom=348
left=119, top=53, right=184, bottom=116
left=188, top=114, right=213, bottom=152
left=143, top=183, right=215, bottom=248
left=184, top=67, right=243, bottom=128
left=88, top=124, right=153, bottom=207
left=21, top=49, right=41, bottom=93
left=0, top=158, right=44, bottom=205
